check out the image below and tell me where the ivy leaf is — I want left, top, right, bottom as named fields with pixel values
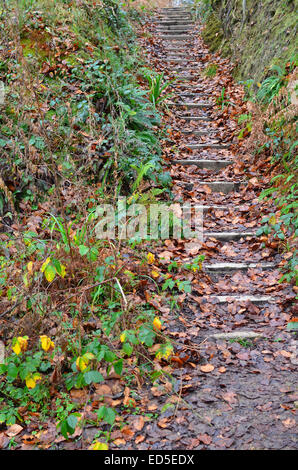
left=7, top=363, right=18, bottom=380
left=44, top=264, right=56, bottom=283
left=122, top=342, right=133, bottom=356
left=79, top=245, right=89, bottom=256
left=138, top=326, right=155, bottom=347
left=113, top=359, right=123, bottom=375
left=96, top=406, right=116, bottom=426
left=84, top=370, right=104, bottom=384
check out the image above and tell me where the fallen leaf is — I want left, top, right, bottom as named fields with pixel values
left=6, top=424, right=23, bottom=437
left=200, top=364, right=214, bottom=373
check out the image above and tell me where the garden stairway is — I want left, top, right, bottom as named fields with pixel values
left=155, top=6, right=277, bottom=308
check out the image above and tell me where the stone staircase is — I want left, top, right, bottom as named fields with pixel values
left=155, top=6, right=279, bottom=312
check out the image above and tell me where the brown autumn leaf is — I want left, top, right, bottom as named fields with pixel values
left=198, top=433, right=212, bottom=445
left=121, top=426, right=135, bottom=440
left=222, top=391, right=238, bottom=404
left=135, top=435, right=145, bottom=444
left=6, top=424, right=23, bottom=437
left=158, top=250, right=173, bottom=262
left=123, top=387, right=136, bottom=407
left=21, top=434, right=40, bottom=445
left=148, top=404, right=158, bottom=411
left=200, top=364, right=214, bottom=373
left=278, top=350, right=292, bottom=358
left=133, top=416, right=144, bottom=431
left=157, top=418, right=169, bottom=429
left=94, top=384, right=112, bottom=396
left=282, top=418, right=296, bottom=429
left=113, top=438, right=126, bottom=446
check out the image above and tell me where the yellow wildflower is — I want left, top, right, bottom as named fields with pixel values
left=89, top=442, right=109, bottom=450
left=147, top=252, right=155, bottom=264
left=120, top=332, right=126, bottom=343
left=27, top=261, right=33, bottom=274
left=151, top=270, right=160, bottom=279
left=25, top=373, right=42, bottom=389
left=153, top=317, right=162, bottom=331
left=75, top=353, right=94, bottom=372
left=12, top=336, right=28, bottom=355
left=156, top=344, right=173, bottom=361
left=76, top=356, right=88, bottom=372
left=40, top=335, right=55, bottom=352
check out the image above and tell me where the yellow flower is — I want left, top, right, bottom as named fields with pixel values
left=12, top=336, right=28, bottom=355
left=40, top=335, right=55, bottom=352
left=25, top=373, right=42, bottom=389
left=76, top=356, right=88, bottom=372
left=151, top=270, right=160, bottom=279
left=41, top=257, right=51, bottom=273
left=147, top=252, right=155, bottom=265
left=75, top=353, right=94, bottom=372
left=27, top=261, right=33, bottom=274
left=89, top=441, right=109, bottom=450
left=156, top=344, right=173, bottom=361
left=120, top=332, right=126, bottom=343
left=153, top=317, right=162, bottom=331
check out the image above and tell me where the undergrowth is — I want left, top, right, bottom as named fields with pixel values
left=0, top=0, right=184, bottom=449
left=242, top=62, right=297, bottom=284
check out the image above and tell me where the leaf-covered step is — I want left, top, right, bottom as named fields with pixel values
left=172, top=159, right=233, bottom=169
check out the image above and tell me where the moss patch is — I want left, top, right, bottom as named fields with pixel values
left=202, top=13, right=223, bottom=53
left=201, top=0, right=297, bottom=83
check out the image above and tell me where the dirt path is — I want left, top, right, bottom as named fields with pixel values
left=136, top=5, right=297, bottom=450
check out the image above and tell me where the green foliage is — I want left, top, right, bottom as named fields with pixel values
left=257, top=65, right=288, bottom=103
left=237, top=113, right=252, bottom=139
left=145, top=72, right=173, bottom=108
left=203, top=63, right=218, bottom=78
left=0, top=0, right=167, bottom=217
left=216, top=87, right=234, bottom=110
left=192, top=0, right=213, bottom=20
left=255, top=65, right=297, bottom=284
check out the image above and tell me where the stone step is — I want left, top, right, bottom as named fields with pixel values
left=161, top=6, right=189, bottom=8
left=175, top=92, right=210, bottom=97
left=156, top=21, right=193, bottom=26
left=157, top=29, right=192, bottom=34
left=179, top=129, right=217, bottom=137
left=163, top=58, right=199, bottom=63
left=209, top=331, right=263, bottom=340
left=160, top=35, right=191, bottom=41
left=172, top=159, right=233, bottom=169
left=179, top=116, right=212, bottom=122
left=164, top=47, right=194, bottom=52
left=160, top=17, right=192, bottom=21
left=204, top=262, right=276, bottom=272
left=204, top=231, right=255, bottom=241
left=156, top=20, right=194, bottom=29
left=165, top=52, right=194, bottom=56
left=180, top=181, right=242, bottom=193
left=213, top=294, right=274, bottom=304
left=164, top=48, right=191, bottom=53
left=180, top=129, right=217, bottom=135
left=160, top=12, right=190, bottom=15
left=169, top=102, right=212, bottom=108
left=192, top=205, right=228, bottom=212
left=186, top=143, right=231, bottom=150
left=161, top=7, right=190, bottom=10
left=157, top=26, right=192, bottom=31
left=175, top=75, right=200, bottom=80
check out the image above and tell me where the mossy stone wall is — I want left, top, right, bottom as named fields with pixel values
left=202, top=0, right=297, bottom=82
